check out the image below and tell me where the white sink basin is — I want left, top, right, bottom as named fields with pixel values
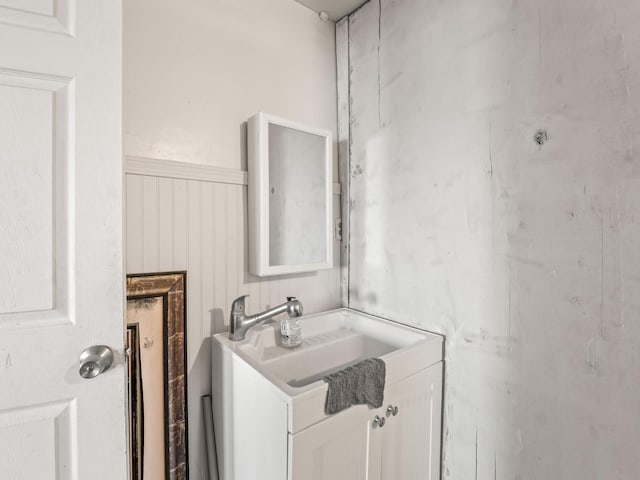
left=212, top=308, right=443, bottom=434
left=243, top=326, right=398, bottom=388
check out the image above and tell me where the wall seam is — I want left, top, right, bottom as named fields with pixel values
left=347, top=15, right=352, bottom=309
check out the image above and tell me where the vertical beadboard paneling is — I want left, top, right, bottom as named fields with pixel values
left=157, top=177, right=175, bottom=272
left=125, top=173, right=342, bottom=480
left=172, top=178, right=189, bottom=270
left=212, top=184, right=227, bottom=332
left=225, top=185, right=239, bottom=311
left=186, top=179, right=203, bottom=357
left=125, top=175, right=144, bottom=273
left=200, top=182, right=215, bottom=337
left=141, top=175, right=159, bottom=271
left=185, top=179, right=205, bottom=479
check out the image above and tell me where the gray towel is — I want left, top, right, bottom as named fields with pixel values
left=323, top=358, right=386, bottom=415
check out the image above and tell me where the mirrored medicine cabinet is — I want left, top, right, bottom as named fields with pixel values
left=248, top=112, right=333, bottom=277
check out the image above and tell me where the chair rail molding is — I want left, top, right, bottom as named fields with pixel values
left=125, top=155, right=248, bottom=185
left=125, top=155, right=341, bottom=194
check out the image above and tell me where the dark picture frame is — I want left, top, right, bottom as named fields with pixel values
left=126, top=271, right=188, bottom=480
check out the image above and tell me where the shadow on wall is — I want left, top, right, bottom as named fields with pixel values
left=188, top=332, right=216, bottom=479
left=211, top=307, right=226, bottom=334
left=240, top=122, right=248, bottom=171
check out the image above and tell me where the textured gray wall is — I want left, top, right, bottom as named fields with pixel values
left=343, top=0, right=640, bottom=478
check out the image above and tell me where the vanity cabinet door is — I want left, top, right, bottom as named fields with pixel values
left=288, top=363, right=443, bottom=480
left=380, top=363, right=443, bottom=480
left=289, top=403, right=383, bottom=480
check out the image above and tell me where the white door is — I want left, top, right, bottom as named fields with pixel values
left=381, top=364, right=443, bottom=480
left=289, top=403, right=382, bottom=480
left=0, top=1, right=126, bottom=479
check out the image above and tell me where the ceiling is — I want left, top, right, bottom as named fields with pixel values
left=294, top=0, right=369, bottom=21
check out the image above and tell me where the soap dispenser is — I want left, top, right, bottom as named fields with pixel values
left=281, top=296, right=303, bottom=348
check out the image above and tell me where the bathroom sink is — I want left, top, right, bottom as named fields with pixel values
left=212, top=308, right=443, bottom=434
left=242, top=325, right=397, bottom=388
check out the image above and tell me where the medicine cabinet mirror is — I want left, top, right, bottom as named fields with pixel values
left=248, top=112, right=333, bottom=276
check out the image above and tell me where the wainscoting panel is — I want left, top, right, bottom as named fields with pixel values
left=125, top=171, right=342, bottom=479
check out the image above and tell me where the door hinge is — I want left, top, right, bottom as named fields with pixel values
left=334, top=219, right=343, bottom=241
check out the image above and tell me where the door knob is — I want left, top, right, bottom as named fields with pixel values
left=373, top=415, right=386, bottom=428
left=79, top=345, right=114, bottom=379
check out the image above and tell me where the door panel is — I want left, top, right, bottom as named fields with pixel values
left=381, top=364, right=443, bottom=480
left=0, top=0, right=74, bottom=34
left=0, top=400, right=76, bottom=479
left=0, top=70, right=71, bottom=322
left=0, top=1, right=125, bottom=479
left=289, top=404, right=382, bottom=480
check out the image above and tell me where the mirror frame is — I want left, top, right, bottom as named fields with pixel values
left=248, top=112, right=333, bottom=276
left=125, top=271, right=188, bottom=480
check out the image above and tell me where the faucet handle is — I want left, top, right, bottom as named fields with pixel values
left=285, top=297, right=303, bottom=317
left=231, top=294, right=249, bottom=313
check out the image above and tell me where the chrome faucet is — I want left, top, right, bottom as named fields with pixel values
left=228, top=294, right=303, bottom=341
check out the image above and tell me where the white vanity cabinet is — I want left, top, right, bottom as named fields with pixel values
left=211, top=308, right=444, bottom=480
left=289, top=363, right=442, bottom=480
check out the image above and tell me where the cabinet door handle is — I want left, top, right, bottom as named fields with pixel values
left=373, top=415, right=386, bottom=428
left=386, top=405, right=399, bottom=417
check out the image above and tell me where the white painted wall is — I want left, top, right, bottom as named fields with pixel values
left=124, top=0, right=337, bottom=171
left=123, top=1, right=341, bottom=478
left=342, top=0, right=640, bottom=479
